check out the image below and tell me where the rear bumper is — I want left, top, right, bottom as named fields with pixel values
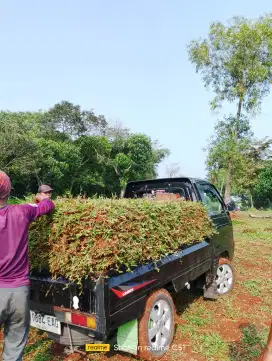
left=30, top=301, right=106, bottom=343
left=47, top=324, right=104, bottom=346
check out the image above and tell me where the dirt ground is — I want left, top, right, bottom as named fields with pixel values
left=0, top=211, right=271, bottom=361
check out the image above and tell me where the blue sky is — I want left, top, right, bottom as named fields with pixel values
left=1, top=0, right=271, bottom=178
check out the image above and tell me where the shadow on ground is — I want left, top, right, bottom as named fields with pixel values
left=172, top=285, right=204, bottom=316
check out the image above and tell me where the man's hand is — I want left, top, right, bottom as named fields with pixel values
left=40, top=192, right=52, bottom=199
left=34, top=193, right=51, bottom=204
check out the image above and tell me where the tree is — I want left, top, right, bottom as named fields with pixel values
left=0, top=112, right=43, bottom=196
left=206, top=116, right=253, bottom=190
left=33, top=138, right=83, bottom=196
left=165, top=163, right=182, bottom=178
left=105, top=120, right=130, bottom=142
left=103, top=123, right=169, bottom=195
left=236, top=138, right=272, bottom=206
left=107, top=133, right=169, bottom=193
left=0, top=104, right=169, bottom=198
left=75, top=136, right=112, bottom=196
left=253, top=161, right=272, bottom=208
left=207, top=116, right=271, bottom=206
left=188, top=14, right=272, bottom=202
left=43, top=101, right=107, bottom=138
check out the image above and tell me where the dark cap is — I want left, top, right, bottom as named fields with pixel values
left=38, top=184, right=53, bottom=193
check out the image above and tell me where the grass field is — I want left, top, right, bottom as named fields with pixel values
left=0, top=212, right=271, bottom=361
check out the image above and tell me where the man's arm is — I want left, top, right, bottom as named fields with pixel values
left=24, top=199, right=55, bottom=222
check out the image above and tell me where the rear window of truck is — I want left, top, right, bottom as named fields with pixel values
left=123, top=180, right=196, bottom=201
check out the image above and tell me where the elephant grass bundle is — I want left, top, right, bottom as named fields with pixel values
left=29, top=198, right=214, bottom=285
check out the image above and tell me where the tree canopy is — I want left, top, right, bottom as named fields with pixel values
left=188, top=14, right=272, bottom=113
left=0, top=102, right=169, bottom=198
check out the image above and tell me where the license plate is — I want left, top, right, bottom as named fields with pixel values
left=30, top=310, right=61, bottom=335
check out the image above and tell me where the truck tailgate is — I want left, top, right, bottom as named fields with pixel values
left=30, top=274, right=97, bottom=314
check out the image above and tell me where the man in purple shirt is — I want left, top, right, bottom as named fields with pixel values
left=0, top=171, right=54, bottom=361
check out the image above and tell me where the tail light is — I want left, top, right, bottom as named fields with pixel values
left=55, top=308, right=96, bottom=330
left=71, top=313, right=87, bottom=327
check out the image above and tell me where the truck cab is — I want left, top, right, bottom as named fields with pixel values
left=124, top=177, right=234, bottom=261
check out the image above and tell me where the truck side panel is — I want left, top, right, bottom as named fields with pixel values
left=107, top=241, right=213, bottom=331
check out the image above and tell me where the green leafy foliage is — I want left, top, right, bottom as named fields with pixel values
left=0, top=112, right=42, bottom=191
left=253, top=161, right=272, bottom=208
left=206, top=116, right=253, bottom=178
left=0, top=103, right=169, bottom=198
left=189, top=14, right=272, bottom=204
left=188, top=14, right=272, bottom=113
left=206, top=117, right=271, bottom=207
left=42, top=100, right=107, bottom=138
left=28, top=199, right=214, bottom=284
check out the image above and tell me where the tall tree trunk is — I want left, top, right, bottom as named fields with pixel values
left=250, top=192, right=254, bottom=209
left=220, top=178, right=225, bottom=196
left=233, top=97, right=243, bottom=147
left=224, top=162, right=232, bottom=204
left=69, top=179, right=75, bottom=194
left=225, top=97, right=243, bottom=205
left=235, top=97, right=243, bottom=135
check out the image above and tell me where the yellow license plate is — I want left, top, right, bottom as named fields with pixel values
left=85, top=344, right=110, bottom=352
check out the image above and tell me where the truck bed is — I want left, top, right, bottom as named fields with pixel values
left=30, top=240, right=213, bottom=339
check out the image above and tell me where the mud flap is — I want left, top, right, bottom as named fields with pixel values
left=203, top=279, right=218, bottom=299
left=203, top=258, right=218, bottom=300
left=116, top=319, right=138, bottom=355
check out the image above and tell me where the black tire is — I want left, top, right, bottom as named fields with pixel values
left=138, top=289, right=176, bottom=360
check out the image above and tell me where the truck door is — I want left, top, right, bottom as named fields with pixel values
left=194, top=181, right=234, bottom=260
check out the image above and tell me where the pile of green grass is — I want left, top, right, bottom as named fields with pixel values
left=29, top=198, right=214, bottom=285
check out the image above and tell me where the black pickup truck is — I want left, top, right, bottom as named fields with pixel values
left=29, top=177, right=234, bottom=360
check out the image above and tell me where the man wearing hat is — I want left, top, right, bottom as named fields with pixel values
left=38, top=184, right=53, bottom=195
left=35, top=184, right=53, bottom=204
left=0, top=171, right=54, bottom=361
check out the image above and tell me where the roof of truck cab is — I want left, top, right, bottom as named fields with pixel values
left=126, top=177, right=206, bottom=185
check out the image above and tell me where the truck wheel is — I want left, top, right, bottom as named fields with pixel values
left=138, top=289, right=176, bottom=360
left=215, top=258, right=235, bottom=295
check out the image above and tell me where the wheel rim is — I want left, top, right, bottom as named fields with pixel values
left=148, top=299, right=172, bottom=351
left=216, top=264, right=233, bottom=294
